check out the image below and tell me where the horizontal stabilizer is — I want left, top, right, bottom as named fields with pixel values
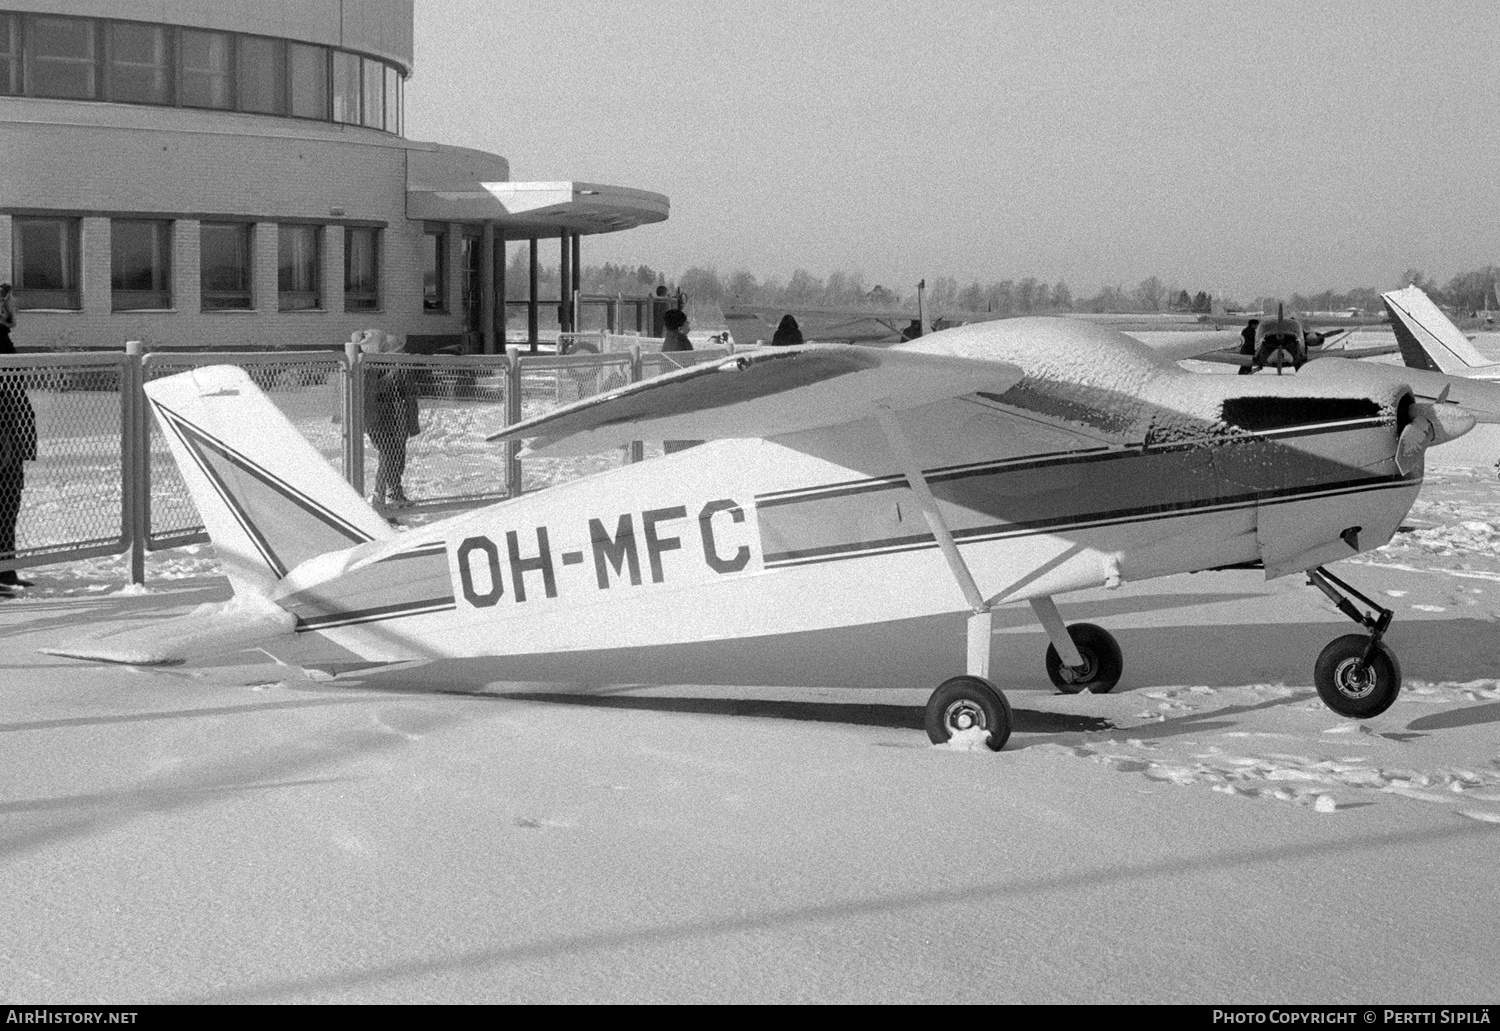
left=489, top=344, right=1024, bottom=456
left=41, top=592, right=296, bottom=666
left=1127, top=330, right=1244, bottom=364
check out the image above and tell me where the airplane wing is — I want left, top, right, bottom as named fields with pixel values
left=1127, top=329, right=1397, bottom=367
left=1125, top=330, right=1245, bottom=363
left=488, top=344, right=1024, bottom=456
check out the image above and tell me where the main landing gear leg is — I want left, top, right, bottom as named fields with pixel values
left=1306, top=566, right=1402, bottom=718
left=874, top=407, right=1013, bottom=751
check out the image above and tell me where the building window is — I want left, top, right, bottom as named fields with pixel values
left=106, top=22, right=172, bottom=105
left=26, top=15, right=98, bottom=100
left=361, top=57, right=384, bottom=129
left=112, top=220, right=172, bottom=311
left=288, top=42, right=328, bottom=121
left=200, top=222, right=252, bottom=311
left=180, top=29, right=232, bottom=110
left=278, top=224, right=321, bottom=311
left=0, top=14, right=18, bottom=96
left=344, top=227, right=380, bottom=311
left=1, top=16, right=403, bottom=132
left=384, top=64, right=402, bottom=135
left=237, top=35, right=285, bottom=116
left=422, top=227, right=447, bottom=312
left=331, top=50, right=360, bottom=125
left=12, top=217, right=81, bottom=310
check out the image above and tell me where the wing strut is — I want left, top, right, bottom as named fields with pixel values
left=874, top=406, right=997, bottom=678
left=874, top=404, right=1088, bottom=674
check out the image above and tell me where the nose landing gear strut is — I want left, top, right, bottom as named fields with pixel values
left=1306, top=566, right=1402, bottom=718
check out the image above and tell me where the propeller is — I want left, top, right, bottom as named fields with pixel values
left=1396, top=396, right=1474, bottom=474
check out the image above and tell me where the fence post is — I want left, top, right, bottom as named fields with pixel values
left=506, top=349, right=523, bottom=496
left=628, top=344, right=644, bottom=465
left=344, top=340, right=365, bottom=495
left=124, top=341, right=147, bottom=585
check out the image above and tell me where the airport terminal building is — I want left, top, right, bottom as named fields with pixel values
left=0, top=0, right=668, bottom=352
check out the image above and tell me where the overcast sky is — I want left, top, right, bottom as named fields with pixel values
left=406, top=0, right=1500, bottom=300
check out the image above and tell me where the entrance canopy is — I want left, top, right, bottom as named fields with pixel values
left=407, top=180, right=669, bottom=237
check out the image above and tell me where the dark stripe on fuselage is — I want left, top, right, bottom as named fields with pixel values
left=755, top=419, right=1407, bottom=570
left=753, top=419, right=1386, bottom=511
left=294, top=596, right=457, bottom=632
left=376, top=544, right=446, bottom=563
left=761, top=477, right=1413, bottom=568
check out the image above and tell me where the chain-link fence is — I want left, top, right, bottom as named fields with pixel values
left=357, top=352, right=513, bottom=512
left=511, top=351, right=635, bottom=493
left=2, top=339, right=750, bottom=584
left=0, top=352, right=134, bottom=575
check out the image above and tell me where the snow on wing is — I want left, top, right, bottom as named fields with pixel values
left=488, top=344, right=1025, bottom=456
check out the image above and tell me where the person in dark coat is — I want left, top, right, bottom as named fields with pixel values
left=357, top=329, right=420, bottom=508
left=1237, top=318, right=1260, bottom=376
left=770, top=314, right=804, bottom=346
left=661, top=309, right=693, bottom=352
left=0, top=283, right=36, bottom=592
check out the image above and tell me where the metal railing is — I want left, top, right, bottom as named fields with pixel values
left=0, top=338, right=739, bottom=584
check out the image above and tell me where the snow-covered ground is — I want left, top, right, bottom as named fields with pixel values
left=3, top=352, right=1500, bottom=1002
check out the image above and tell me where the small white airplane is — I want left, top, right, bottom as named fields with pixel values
left=46, top=318, right=1480, bottom=750
left=1382, top=285, right=1500, bottom=380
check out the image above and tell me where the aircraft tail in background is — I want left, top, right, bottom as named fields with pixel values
left=144, top=365, right=397, bottom=594
left=1382, top=285, right=1500, bottom=377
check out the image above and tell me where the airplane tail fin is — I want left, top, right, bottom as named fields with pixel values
left=1382, top=286, right=1500, bottom=374
left=145, top=365, right=397, bottom=594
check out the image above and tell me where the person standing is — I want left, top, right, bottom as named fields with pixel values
left=658, top=310, right=703, bottom=454
left=356, top=329, right=420, bottom=508
left=1237, top=318, right=1260, bottom=376
left=661, top=309, right=693, bottom=352
left=0, top=283, right=36, bottom=593
left=770, top=314, right=804, bottom=346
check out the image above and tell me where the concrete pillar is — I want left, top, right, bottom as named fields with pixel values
left=254, top=222, right=277, bottom=313
left=446, top=222, right=461, bottom=319
left=175, top=219, right=200, bottom=314
left=0, top=216, right=12, bottom=285
left=527, top=237, right=539, bottom=351
left=80, top=217, right=111, bottom=314
left=558, top=231, right=571, bottom=333
left=325, top=224, right=345, bottom=314
left=480, top=221, right=495, bottom=354
left=571, top=231, right=582, bottom=331
left=493, top=228, right=507, bottom=353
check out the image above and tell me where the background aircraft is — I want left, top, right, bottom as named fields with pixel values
left=48, top=318, right=1478, bottom=753
left=1383, top=285, right=1500, bottom=379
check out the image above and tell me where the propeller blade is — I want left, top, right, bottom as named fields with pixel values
left=1396, top=402, right=1476, bottom=474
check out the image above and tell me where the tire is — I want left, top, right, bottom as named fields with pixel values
left=1045, top=622, right=1124, bottom=694
left=1314, top=634, right=1402, bottom=718
left=925, top=676, right=1012, bottom=751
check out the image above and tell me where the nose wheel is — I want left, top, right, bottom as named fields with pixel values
left=1306, top=567, right=1402, bottom=718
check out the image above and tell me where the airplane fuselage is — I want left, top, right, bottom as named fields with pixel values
left=268, top=323, right=1423, bottom=685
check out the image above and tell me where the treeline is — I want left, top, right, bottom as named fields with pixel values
left=507, top=250, right=1500, bottom=319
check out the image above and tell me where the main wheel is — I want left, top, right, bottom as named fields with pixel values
left=925, top=676, right=1012, bottom=751
left=1314, top=634, right=1402, bottom=718
left=1044, top=623, right=1124, bottom=694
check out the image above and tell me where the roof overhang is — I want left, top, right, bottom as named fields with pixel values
left=406, top=180, right=669, bottom=236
